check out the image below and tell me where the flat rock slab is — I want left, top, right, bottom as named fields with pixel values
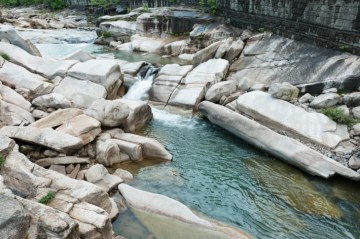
left=118, top=184, right=251, bottom=239
left=30, top=108, right=83, bottom=128
left=199, top=101, right=360, bottom=181
left=53, top=76, right=107, bottom=109
left=0, top=126, right=83, bottom=153
left=0, top=42, right=77, bottom=79
left=36, top=156, right=90, bottom=168
left=236, top=91, right=349, bottom=148
left=0, top=61, right=53, bottom=97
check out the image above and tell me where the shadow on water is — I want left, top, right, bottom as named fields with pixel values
left=113, top=108, right=360, bottom=239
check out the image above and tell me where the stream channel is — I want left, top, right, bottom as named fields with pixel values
left=24, top=28, right=360, bottom=239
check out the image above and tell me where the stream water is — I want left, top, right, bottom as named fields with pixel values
left=32, top=29, right=360, bottom=239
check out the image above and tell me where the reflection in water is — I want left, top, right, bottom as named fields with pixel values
left=114, top=109, right=360, bottom=239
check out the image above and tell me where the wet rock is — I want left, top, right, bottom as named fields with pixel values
left=205, top=80, right=238, bottom=103
left=30, top=108, right=83, bottom=128
left=107, top=130, right=172, bottom=161
left=85, top=164, right=123, bottom=192
left=0, top=25, right=41, bottom=56
left=343, top=92, right=360, bottom=107
left=85, top=99, right=130, bottom=127
left=236, top=91, right=348, bottom=148
left=310, top=93, right=340, bottom=109
left=119, top=184, right=251, bottom=239
left=56, top=114, right=101, bottom=145
left=0, top=42, right=77, bottom=79
left=113, top=168, right=133, bottom=183
left=268, top=82, right=299, bottom=101
left=62, top=49, right=95, bottom=62
left=53, top=76, right=107, bottom=109
left=118, top=99, right=153, bottom=132
left=0, top=126, right=83, bottom=153
left=199, top=101, right=360, bottom=180
left=32, top=93, right=72, bottom=109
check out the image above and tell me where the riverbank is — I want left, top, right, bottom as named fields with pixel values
left=0, top=5, right=360, bottom=239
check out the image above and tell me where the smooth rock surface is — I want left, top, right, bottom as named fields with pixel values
left=32, top=93, right=72, bottom=109
left=30, top=108, right=83, bottom=128
left=236, top=91, right=349, bottom=148
left=310, top=93, right=340, bottom=109
left=199, top=101, right=360, bottom=180
left=85, top=164, right=123, bottom=192
left=268, top=82, right=299, bottom=101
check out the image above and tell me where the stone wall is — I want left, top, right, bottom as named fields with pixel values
left=81, top=0, right=360, bottom=54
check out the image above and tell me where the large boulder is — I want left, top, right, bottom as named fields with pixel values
left=0, top=26, right=41, bottom=56
left=0, top=83, right=31, bottom=111
left=67, top=59, right=122, bottom=99
left=107, top=130, right=173, bottom=161
left=99, top=20, right=137, bottom=42
left=117, top=99, right=153, bottom=132
left=62, top=49, right=95, bottom=62
left=228, top=33, right=360, bottom=89
left=53, top=77, right=107, bottom=109
left=205, top=80, right=238, bottom=102
left=119, top=184, right=251, bottom=239
left=168, top=59, right=229, bottom=109
left=268, top=82, right=299, bottom=101
left=236, top=91, right=349, bottom=148
left=192, top=41, right=222, bottom=66
left=0, top=126, right=83, bottom=153
left=149, top=64, right=193, bottom=105
left=32, top=93, right=72, bottom=109
left=56, top=114, right=101, bottom=145
left=0, top=42, right=77, bottom=79
left=0, top=100, right=34, bottom=126
left=343, top=92, right=360, bottom=107
left=223, top=38, right=244, bottom=62
left=85, top=99, right=130, bottom=127
left=199, top=101, right=360, bottom=180
left=0, top=194, right=31, bottom=239
left=85, top=164, right=123, bottom=192
left=0, top=61, right=53, bottom=98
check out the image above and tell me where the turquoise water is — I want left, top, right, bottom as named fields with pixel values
left=116, top=109, right=360, bottom=239
left=34, top=35, right=360, bottom=239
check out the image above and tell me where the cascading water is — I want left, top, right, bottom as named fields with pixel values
left=124, top=64, right=159, bottom=101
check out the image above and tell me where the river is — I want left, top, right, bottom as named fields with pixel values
left=31, top=28, right=360, bottom=239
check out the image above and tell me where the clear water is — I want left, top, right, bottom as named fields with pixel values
left=116, top=108, right=360, bottom=239
left=32, top=31, right=360, bottom=239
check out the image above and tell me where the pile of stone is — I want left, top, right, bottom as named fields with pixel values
left=0, top=28, right=173, bottom=239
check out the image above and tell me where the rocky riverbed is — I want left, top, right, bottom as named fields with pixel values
left=1, top=5, right=360, bottom=239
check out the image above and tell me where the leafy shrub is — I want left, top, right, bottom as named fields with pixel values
left=142, top=3, right=149, bottom=12
left=0, top=0, right=65, bottom=10
left=0, top=155, right=5, bottom=168
left=102, top=31, right=113, bottom=38
left=1, top=53, right=9, bottom=61
left=38, top=191, right=56, bottom=204
left=321, top=107, right=359, bottom=127
left=208, top=0, right=217, bottom=14
left=89, top=0, right=121, bottom=8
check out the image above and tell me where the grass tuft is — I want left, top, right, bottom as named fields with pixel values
left=0, top=155, right=5, bottom=168
left=321, top=107, right=359, bottom=127
left=38, top=191, right=56, bottom=204
left=1, top=53, right=9, bottom=61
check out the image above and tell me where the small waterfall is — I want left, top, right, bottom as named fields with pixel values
left=124, top=64, right=159, bottom=101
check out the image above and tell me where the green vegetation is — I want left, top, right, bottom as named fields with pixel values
left=199, top=0, right=218, bottom=14
left=321, top=107, right=359, bottom=127
left=142, top=3, right=149, bottom=12
left=1, top=53, right=9, bottom=61
left=102, top=31, right=113, bottom=38
left=0, top=155, right=5, bottom=168
left=167, top=31, right=190, bottom=37
left=339, top=44, right=350, bottom=51
left=38, top=191, right=56, bottom=204
left=0, top=0, right=65, bottom=10
left=89, top=0, right=121, bottom=8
